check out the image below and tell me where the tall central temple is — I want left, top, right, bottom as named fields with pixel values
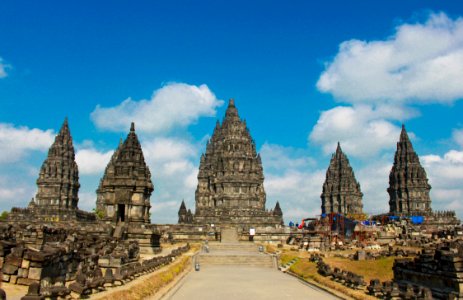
left=190, top=99, right=283, bottom=227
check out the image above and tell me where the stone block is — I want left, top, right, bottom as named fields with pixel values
left=10, top=275, right=17, bottom=284
left=21, top=259, right=30, bottom=269
left=6, top=255, right=22, bottom=267
left=18, top=268, right=29, bottom=278
left=28, top=267, right=42, bottom=280
left=2, top=274, right=9, bottom=282
left=2, top=263, right=19, bottom=275
left=16, top=277, right=39, bottom=286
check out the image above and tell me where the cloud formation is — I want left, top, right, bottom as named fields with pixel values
left=91, top=83, right=223, bottom=134
left=142, top=137, right=200, bottom=223
left=421, top=149, right=463, bottom=216
left=309, top=105, right=413, bottom=157
left=317, top=12, right=463, bottom=104
left=0, top=123, right=55, bottom=164
left=260, top=143, right=325, bottom=222
left=75, top=148, right=114, bottom=175
left=0, top=57, right=10, bottom=78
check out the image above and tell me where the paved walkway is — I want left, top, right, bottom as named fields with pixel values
left=161, top=265, right=338, bottom=300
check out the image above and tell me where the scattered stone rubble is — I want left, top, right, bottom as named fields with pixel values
left=0, top=222, right=189, bottom=299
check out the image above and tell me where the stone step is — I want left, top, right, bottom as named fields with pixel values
left=198, top=254, right=274, bottom=268
left=221, top=228, right=239, bottom=243
left=207, top=243, right=258, bottom=252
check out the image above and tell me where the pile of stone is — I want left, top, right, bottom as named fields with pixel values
left=19, top=244, right=190, bottom=299
left=316, top=259, right=366, bottom=290
left=367, top=280, right=433, bottom=299
left=393, top=239, right=463, bottom=299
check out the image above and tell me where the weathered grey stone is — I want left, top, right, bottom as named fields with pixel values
left=388, top=125, right=431, bottom=215
left=321, top=143, right=363, bottom=215
left=192, top=99, right=283, bottom=227
left=96, top=123, right=153, bottom=225
left=35, top=118, right=80, bottom=210
left=2, top=263, right=19, bottom=275
left=28, top=267, right=42, bottom=280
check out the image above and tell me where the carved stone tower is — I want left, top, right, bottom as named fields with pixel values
left=35, top=118, right=80, bottom=209
left=194, top=99, right=283, bottom=226
left=96, top=123, right=154, bottom=224
left=321, top=143, right=363, bottom=215
left=388, top=125, right=432, bottom=215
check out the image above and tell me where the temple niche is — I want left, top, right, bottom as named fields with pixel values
left=388, top=125, right=432, bottom=216
left=96, top=122, right=154, bottom=224
left=321, top=142, right=363, bottom=216
left=191, top=99, right=283, bottom=227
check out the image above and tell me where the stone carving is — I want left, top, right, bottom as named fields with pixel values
left=35, top=118, right=79, bottom=210
left=321, top=142, right=363, bottom=215
left=8, top=119, right=95, bottom=222
left=388, top=125, right=432, bottom=216
left=193, top=99, right=283, bottom=226
left=96, top=123, right=154, bottom=224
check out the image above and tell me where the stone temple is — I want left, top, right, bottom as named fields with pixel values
left=96, top=123, right=154, bottom=224
left=321, top=142, right=363, bottom=216
left=9, top=118, right=95, bottom=222
left=388, top=125, right=432, bottom=216
left=35, top=118, right=80, bottom=210
left=181, top=99, right=283, bottom=227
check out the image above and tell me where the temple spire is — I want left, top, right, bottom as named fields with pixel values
left=321, top=143, right=363, bottom=215
left=96, top=122, right=154, bottom=224
left=388, top=124, right=431, bottom=215
left=35, top=118, right=80, bottom=209
left=194, top=99, right=283, bottom=226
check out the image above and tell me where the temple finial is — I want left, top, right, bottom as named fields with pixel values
left=229, top=98, right=235, bottom=106
left=130, top=122, right=135, bottom=132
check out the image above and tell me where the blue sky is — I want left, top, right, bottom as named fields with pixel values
left=1, top=1, right=463, bottom=223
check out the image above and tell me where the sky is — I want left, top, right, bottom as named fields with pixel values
left=1, top=1, right=463, bottom=223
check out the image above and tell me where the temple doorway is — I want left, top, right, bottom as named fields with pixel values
left=117, top=204, right=125, bottom=223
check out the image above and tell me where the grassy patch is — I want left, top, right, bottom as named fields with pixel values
left=289, top=259, right=377, bottom=300
left=324, top=256, right=395, bottom=282
left=97, top=255, right=191, bottom=300
left=280, top=253, right=298, bottom=266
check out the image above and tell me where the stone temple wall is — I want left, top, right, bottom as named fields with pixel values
left=393, top=239, right=463, bottom=299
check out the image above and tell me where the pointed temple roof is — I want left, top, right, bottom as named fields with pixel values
left=388, top=124, right=432, bottom=215
left=96, top=122, right=153, bottom=224
left=194, top=99, right=283, bottom=226
left=97, top=122, right=153, bottom=193
left=273, top=201, right=283, bottom=217
left=35, top=118, right=80, bottom=209
left=321, top=142, right=363, bottom=215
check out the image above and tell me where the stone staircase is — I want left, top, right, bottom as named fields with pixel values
left=221, top=227, right=239, bottom=243
left=197, top=242, right=275, bottom=268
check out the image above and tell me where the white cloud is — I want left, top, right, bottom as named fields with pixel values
left=421, top=148, right=463, bottom=216
left=0, top=57, right=10, bottom=78
left=142, top=137, right=200, bottom=223
left=260, top=143, right=325, bottom=222
left=78, top=192, right=96, bottom=211
left=75, top=148, right=114, bottom=175
left=0, top=175, right=36, bottom=212
left=356, top=158, right=392, bottom=215
left=309, top=105, right=410, bottom=157
left=260, top=143, right=315, bottom=172
left=317, top=12, right=463, bottom=104
left=0, top=123, right=55, bottom=164
left=452, top=128, right=463, bottom=148
left=91, top=83, right=223, bottom=134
